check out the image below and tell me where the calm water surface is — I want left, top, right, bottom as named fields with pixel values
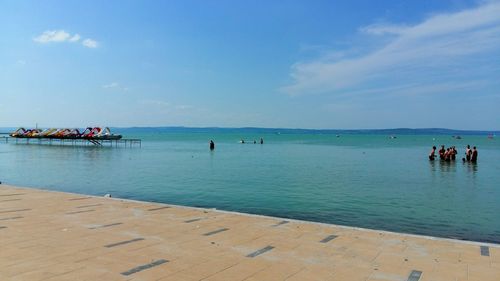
left=1, top=131, right=499, bottom=243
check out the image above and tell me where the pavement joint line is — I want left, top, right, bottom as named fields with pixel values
left=480, top=245, right=490, bottom=256
left=273, top=220, right=289, bottom=227
left=105, top=237, right=145, bottom=248
left=89, top=222, right=123, bottom=229
left=0, top=193, right=25, bottom=197
left=76, top=203, right=102, bottom=209
left=0, top=198, right=22, bottom=202
left=1, top=184, right=500, bottom=281
left=65, top=209, right=96, bottom=215
left=121, top=259, right=169, bottom=276
left=407, top=270, right=422, bottom=281
left=16, top=184, right=498, bottom=248
left=0, top=216, right=23, bottom=221
left=147, top=206, right=171, bottom=211
left=196, top=261, right=240, bottom=280
left=0, top=208, right=31, bottom=214
left=246, top=245, right=275, bottom=258
left=185, top=218, right=203, bottom=223
left=203, top=228, right=229, bottom=236
left=320, top=234, right=338, bottom=243
left=68, top=197, right=92, bottom=201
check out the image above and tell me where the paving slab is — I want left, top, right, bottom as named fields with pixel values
left=1, top=184, right=499, bottom=281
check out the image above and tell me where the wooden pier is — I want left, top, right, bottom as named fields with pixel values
left=0, top=136, right=141, bottom=147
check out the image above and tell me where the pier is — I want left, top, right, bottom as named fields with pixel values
left=0, top=136, right=141, bottom=147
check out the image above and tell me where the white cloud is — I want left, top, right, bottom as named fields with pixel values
left=69, top=34, right=81, bottom=42
left=33, top=30, right=71, bottom=43
left=82, top=38, right=98, bottom=48
left=141, top=100, right=170, bottom=107
left=360, top=23, right=409, bottom=35
left=284, top=1, right=500, bottom=96
left=102, top=82, right=119, bottom=89
left=102, top=82, right=131, bottom=92
left=139, top=100, right=194, bottom=113
left=33, top=30, right=97, bottom=48
left=176, top=105, right=193, bottom=110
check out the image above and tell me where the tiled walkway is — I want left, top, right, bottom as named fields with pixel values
left=0, top=184, right=499, bottom=280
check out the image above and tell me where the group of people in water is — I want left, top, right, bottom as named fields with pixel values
left=240, top=138, right=264, bottom=144
left=429, top=144, right=478, bottom=163
left=209, top=138, right=264, bottom=150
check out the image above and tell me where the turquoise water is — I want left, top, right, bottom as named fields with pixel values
left=1, top=130, right=499, bottom=243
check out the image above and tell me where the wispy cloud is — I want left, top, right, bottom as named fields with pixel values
left=102, top=82, right=129, bottom=91
left=359, top=23, right=409, bottom=36
left=69, top=34, right=81, bottom=42
left=141, top=100, right=170, bottom=107
left=82, top=38, right=98, bottom=48
left=283, top=1, right=500, bottom=96
left=33, top=30, right=98, bottom=48
left=102, top=82, right=119, bottom=89
left=33, top=30, right=73, bottom=43
left=139, top=100, right=193, bottom=113
left=176, top=105, right=193, bottom=110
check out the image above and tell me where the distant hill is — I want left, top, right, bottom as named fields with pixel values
left=111, top=127, right=499, bottom=136
left=1, top=126, right=497, bottom=136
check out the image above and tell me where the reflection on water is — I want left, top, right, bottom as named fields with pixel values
left=438, top=160, right=457, bottom=173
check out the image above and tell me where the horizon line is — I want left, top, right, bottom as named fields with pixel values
left=1, top=126, right=499, bottom=133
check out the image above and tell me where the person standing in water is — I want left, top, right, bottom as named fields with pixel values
left=209, top=140, right=215, bottom=151
left=451, top=146, right=457, bottom=160
left=429, top=146, right=436, bottom=161
left=465, top=145, right=472, bottom=161
left=471, top=146, right=478, bottom=163
left=260, top=138, right=264, bottom=144
left=439, top=145, right=446, bottom=160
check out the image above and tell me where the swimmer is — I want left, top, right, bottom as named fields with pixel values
left=439, top=145, right=446, bottom=160
left=429, top=146, right=436, bottom=161
left=465, top=145, right=471, bottom=162
left=209, top=140, right=215, bottom=150
left=471, top=146, right=478, bottom=163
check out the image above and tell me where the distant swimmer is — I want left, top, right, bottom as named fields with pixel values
left=465, top=145, right=472, bottom=162
left=471, top=146, right=478, bottom=163
left=260, top=138, right=264, bottom=144
left=439, top=145, right=446, bottom=160
left=444, top=147, right=456, bottom=161
left=253, top=140, right=256, bottom=144
left=429, top=146, right=436, bottom=161
left=451, top=146, right=457, bottom=161
left=240, top=139, right=245, bottom=144
left=209, top=140, right=215, bottom=150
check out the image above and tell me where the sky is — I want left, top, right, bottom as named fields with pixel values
left=1, top=0, right=499, bottom=130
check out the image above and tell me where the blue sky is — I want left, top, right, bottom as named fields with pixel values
left=1, top=0, right=499, bottom=129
